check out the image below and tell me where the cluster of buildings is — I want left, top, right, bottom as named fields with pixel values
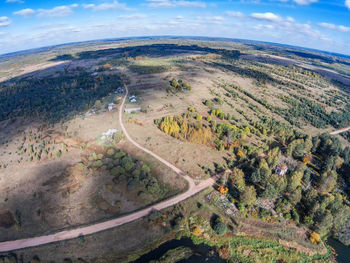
left=108, top=88, right=124, bottom=112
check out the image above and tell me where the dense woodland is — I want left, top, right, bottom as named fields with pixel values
left=0, top=72, right=122, bottom=123
left=157, top=102, right=350, bottom=243
left=53, top=43, right=241, bottom=61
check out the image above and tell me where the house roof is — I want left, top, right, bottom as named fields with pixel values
left=276, top=164, right=288, bottom=170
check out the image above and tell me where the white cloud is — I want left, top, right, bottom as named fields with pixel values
left=118, top=14, right=147, bottom=19
left=293, top=0, right=318, bottom=5
left=147, top=0, right=206, bottom=8
left=83, top=1, right=128, bottom=11
left=6, top=0, right=24, bottom=3
left=286, top=16, right=295, bottom=22
left=346, top=0, right=350, bottom=9
left=254, top=24, right=275, bottom=30
left=225, top=11, right=244, bottom=18
left=0, top=16, right=12, bottom=27
left=251, top=12, right=282, bottom=22
left=279, top=0, right=318, bottom=5
left=319, top=22, right=350, bottom=32
left=13, top=8, right=35, bottom=16
left=37, top=5, right=77, bottom=18
left=211, top=16, right=224, bottom=23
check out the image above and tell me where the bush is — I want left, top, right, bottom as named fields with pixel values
left=213, top=218, right=227, bottom=236
left=106, top=148, right=115, bottom=156
left=192, top=226, right=202, bottom=236
left=56, top=150, right=62, bottom=158
left=114, top=151, right=126, bottom=159
left=92, top=160, right=103, bottom=168
left=110, top=166, right=125, bottom=176
left=149, top=210, right=162, bottom=221
left=141, top=164, right=151, bottom=174
left=205, top=100, right=212, bottom=107
left=121, top=156, right=134, bottom=171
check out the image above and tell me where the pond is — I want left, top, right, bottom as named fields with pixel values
left=133, top=237, right=226, bottom=263
left=327, top=238, right=350, bottom=263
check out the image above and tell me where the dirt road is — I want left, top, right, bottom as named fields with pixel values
left=330, top=126, right=350, bottom=135
left=0, top=85, right=216, bottom=253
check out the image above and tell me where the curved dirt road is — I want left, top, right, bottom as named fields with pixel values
left=330, top=126, right=350, bottom=135
left=0, top=85, right=215, bottom=253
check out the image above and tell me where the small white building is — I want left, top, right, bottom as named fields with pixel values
left=108, top=103, right=116, bottom=112
left=124, top=107, right=141, bottom=113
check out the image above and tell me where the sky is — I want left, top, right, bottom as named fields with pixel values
left=0, top=0, right=349, bottom=55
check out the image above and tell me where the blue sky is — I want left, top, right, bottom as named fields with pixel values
left=0, top=0, right=349, bottom=55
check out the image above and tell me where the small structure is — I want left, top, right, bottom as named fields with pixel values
left=124, top=106, right=141, bottom=113
left=108, top=103, right=116, bottom=112
left=275, top=164, right=288, bottom=176
left=85, top=109, right=96, bottom=116
left=101, top=129, right=118, bottom=140
left=129, top=95, right=137, bottom=103
left=91, top=72, right=98, bottom=77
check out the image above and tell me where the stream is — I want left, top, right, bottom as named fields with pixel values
left=133, top=237, right=226, bottom=263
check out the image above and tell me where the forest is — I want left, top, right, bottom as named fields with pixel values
left=156, top=102, right=350, bottom=244
left=0, top=72, right=122, bottom=123
left=52, top=43, right=241, bottom=61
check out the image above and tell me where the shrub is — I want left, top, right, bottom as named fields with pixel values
left=121, top=156, right=134, bottom=171
left=188, top=106, right=195, bottom=113
left=114, top=200, right=121, bottom=208
left=56, top=150, right=62, bottom=158
left=92, top=160, right=103, bottom=168
left=111, top=166, right=125, bottom=176
left=141, top=164, right=151, bottom=174
left=205, top=100, right=212, bottom=107
left=149, top=210, right=162, bottom=221
left=106, top=148, right=115, bottom=156
left=192, top=226, right=202, bottom=236
left=114, top=150, right=126, bottom=159
left=213, top=218, right=227, bottom=236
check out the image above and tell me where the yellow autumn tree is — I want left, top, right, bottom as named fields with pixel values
left=309, top=232, right=321, bottom=244
left=159, top=116, right=180, bottom=137
left=192, top=226, right=202, bottom=236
